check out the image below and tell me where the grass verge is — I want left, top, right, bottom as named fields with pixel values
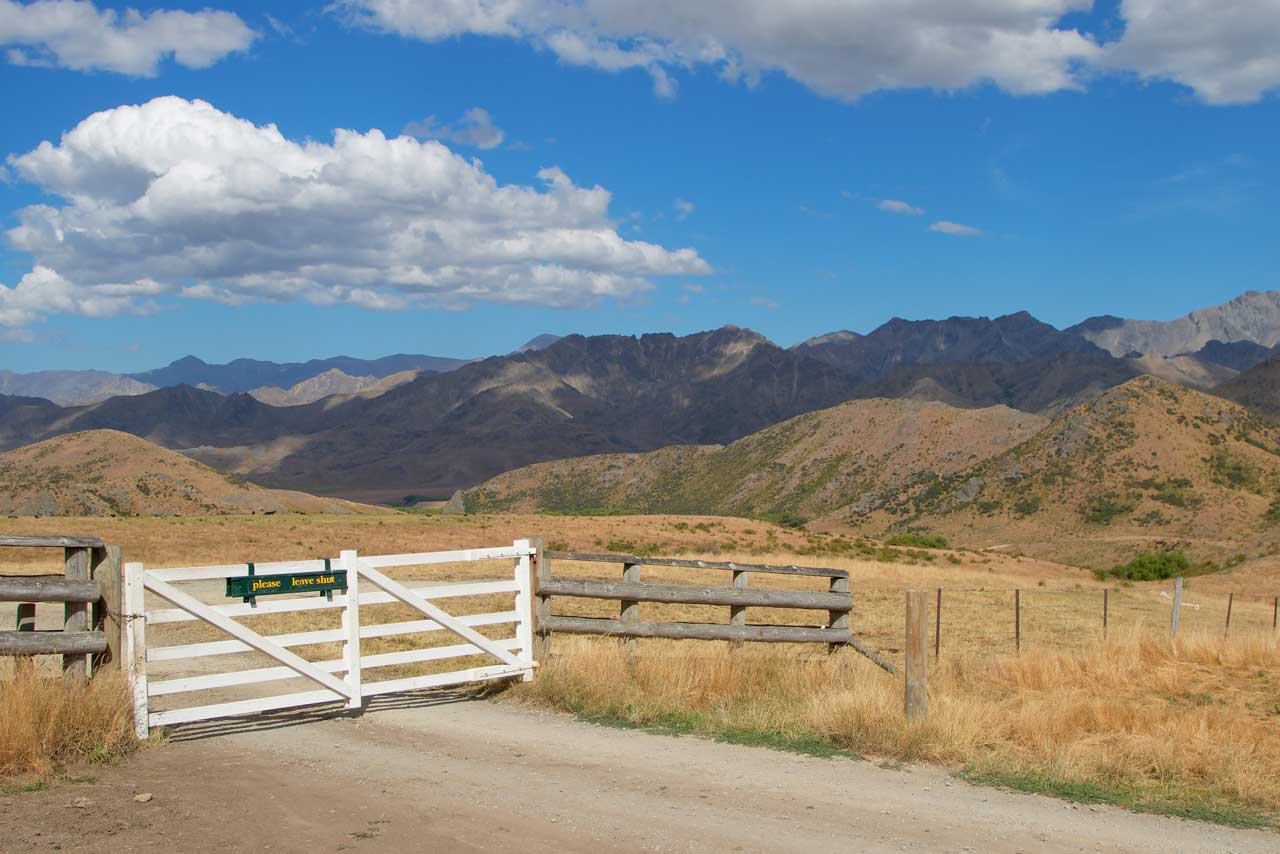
left=576, top=711, right=857, bottom=760
left=957, top=767, right=1274, bottom=830
left=1, top=670, right=138, bottom=780
left=513, top=633, right=1280, bottom=830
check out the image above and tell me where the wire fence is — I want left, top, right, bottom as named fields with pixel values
left=852, top=582, right=1280, bottom=668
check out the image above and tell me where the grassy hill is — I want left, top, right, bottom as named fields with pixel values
left=463, top=377, right=1280, bottom=567
left=867, top=376, right=1280, bottom=562
left=461, top=398, right=1047, bottom=520
left=0, top=430, right=390, bottom=517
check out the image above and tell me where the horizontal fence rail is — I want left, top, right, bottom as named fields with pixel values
left=536, top=549, right=897, bottom=672
left=542, top=615, right=850, bottom=645
left=544, top=551, right=848, bottom=579
left=1, top=536, right=121, bottom=678
left=539, top=577, right=852, bottom=611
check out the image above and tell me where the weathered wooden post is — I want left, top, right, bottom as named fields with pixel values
left=1170, top=577, right=1183, bottom=641
left=729, top=567, right=748, bottom=650
left=14, top=603, right=35, bottom=675
left=1274, top=595, right=1278, bottom=633
left=1103, top=588, right=1109, bottom=641
left=934, top=587, right=942, bottom=660
left=620, top=561, right=640, bottom=657
left=827, top=575, right=849, bottom=653
left=533, top=538, right=552, bottom=659
left=1014, top=588, right=1021, bottom=655
left=904, top=589, right=928, bottom=721
left=1224, top=592, right=1234, bottom=637
left=91, top=545, right=122, bottom=672
left=63, top=545, right=90, bottom=680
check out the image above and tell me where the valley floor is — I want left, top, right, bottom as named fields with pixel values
left=2, top=692, right=1275, bottom=854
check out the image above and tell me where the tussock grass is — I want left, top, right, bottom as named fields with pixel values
left=0, top=670, right=137, bottom=778
left=515, top=631, right=1280, bottom=826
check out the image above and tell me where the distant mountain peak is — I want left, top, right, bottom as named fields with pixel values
left=514, top=333, right=563, bottom=353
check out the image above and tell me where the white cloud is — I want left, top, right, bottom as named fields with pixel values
left=750, top=295, right=780, bottom=310
left=404, top=107, right=505, bottom=150
left=0, top=0, right=256, bottom=76
left=682, top=283, right=706, bottom=294
left=337, top=1, right=1280, bottom=105
left=674, top=197, right=694, bottom=221
left=929, top=220, right=984, bottom=236
left=1105, top=0, right=1280, bottom=105
left=337, top=0, right=1102, bottom=101
left=1, top=97, right=709, bottom=332
left=878, top=199, right=924, bottom=216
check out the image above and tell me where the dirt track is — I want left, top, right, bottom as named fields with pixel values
left=1, top=693, right=1275, bottom=853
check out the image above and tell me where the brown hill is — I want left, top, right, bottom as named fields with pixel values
left=1214, top=355, right=1280, bottom=419
left=461, top=398, right=1047, bottom=519
left=0, top=430, right=392, bottom=517
left=880, top=376, right=1280, bottom=550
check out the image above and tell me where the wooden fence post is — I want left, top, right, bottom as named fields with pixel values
left=14, top=603, right=35, bottom=675
left=1274, top=595, right=1278, bottom=633
left=1170, top=577, right=1183, bottom=642
left=1103, top=588, right=1109, bottom=641
left=534, top=539, right=552, bottom=659
left=122, top=561, right=149, bottom=739
left=620, top=562, right=639, bottom=657
left=63, top=546, right=90, bottom=680
left=905, top=590, right=928, bottom=721
left=1225, top=592, right=1234, bottom=637
left=340, top=549, right=362, bottom=709
left=827, top=575, right=849, bottom=653
left=91, top=545, right=122, bottom=672
left=1014, top=588, right=1021, bottom=655
left=934, top=587, right=942, bottom=661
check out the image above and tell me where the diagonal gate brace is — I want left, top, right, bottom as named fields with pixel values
left=357, top=563, right=527, bottom=669
left=143, top=575, right=356, bottom=701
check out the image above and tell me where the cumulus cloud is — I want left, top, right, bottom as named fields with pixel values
left=337, top=0, right=1280, bottom=105
left=336, top=0, right=1102, bottom=101
left=1, top=97, right=709, bottom=332
left=404, top=107, right=505, bottom=150
left=878, top=199, right=924, bottom=216
left=1104, top=0, right=1280, bottom=105
left=674, top=198, right=694, bottom=221
left=929, top=220, right=984, bottom=236
left=0, top=0, right=256, bottom=76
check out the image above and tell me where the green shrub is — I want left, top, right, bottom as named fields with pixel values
left=1105, top=551, right=1190, bottom=581
left=885, top=532, right=949, bottom=549
left=1081, top=494, right=1134, bottom=525
left=1013, top=496, right=1041, bottom=517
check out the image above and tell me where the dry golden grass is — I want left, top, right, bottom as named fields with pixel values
left=0, top=670, right=137, bottom=778
left=516, top=631, right=1280, bottom=823
left=3, top=512, right=1278, bottom=821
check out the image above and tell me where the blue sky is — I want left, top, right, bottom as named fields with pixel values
left=0, top=0, right=1277, bottom=372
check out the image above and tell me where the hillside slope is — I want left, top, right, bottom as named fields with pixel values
left=0, top=430, right=389, bottom=516
left=461, top=398, right=1047, bottom=518
left=881, top=376, right=1280, bottom=547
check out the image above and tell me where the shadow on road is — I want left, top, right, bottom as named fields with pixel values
left=160, top=687, right=487, bottom=742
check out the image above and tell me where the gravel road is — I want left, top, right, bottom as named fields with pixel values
left=1, top=691, right=1274, bottom=853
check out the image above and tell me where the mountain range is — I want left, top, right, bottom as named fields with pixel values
left=5, top=291, right=1280, bottom=505
left=460, top=376, right=1280, bottom=564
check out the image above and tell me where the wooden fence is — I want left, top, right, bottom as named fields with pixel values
left=536, top=549, right=895, bottom=672
left=0, top=535, right=122, bottom=678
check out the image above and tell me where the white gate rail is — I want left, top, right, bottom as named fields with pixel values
left=123, top=540, right=539, bottom=737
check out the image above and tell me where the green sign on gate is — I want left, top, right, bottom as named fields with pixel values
left=226, top=568, right=348, bottom=600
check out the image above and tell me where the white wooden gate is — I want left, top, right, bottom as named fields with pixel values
left=122, top=540, right=538, bottom=737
